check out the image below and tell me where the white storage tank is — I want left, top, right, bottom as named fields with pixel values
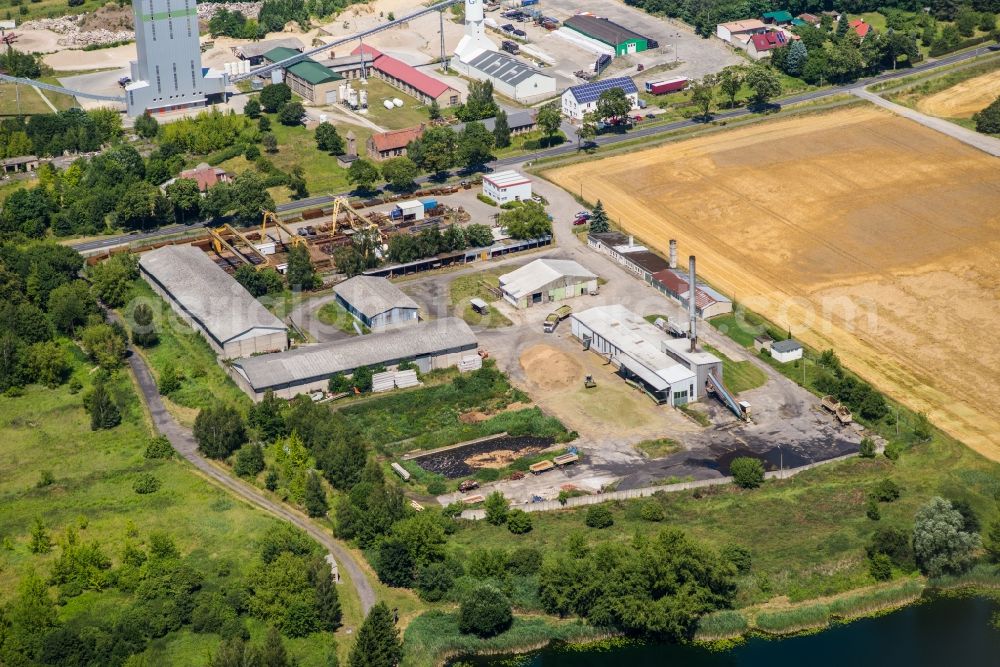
left=383, top=99, right=394, bottom=110
left=359, top=90, right=368, bottom=107
left=392, top=98, right=404, bottom=107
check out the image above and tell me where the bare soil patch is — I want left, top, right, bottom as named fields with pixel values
left=548, top=106, right=1000, bottom=458
left=917, top=69, right=1000, bottom=118
left=520, top=344, right=584, bottom=390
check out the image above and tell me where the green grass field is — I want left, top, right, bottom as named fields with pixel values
left=356, top=78, right=430, bottom=130
left=0, top=0, right=104, bottom=22
left=449, top=268, right=513, bottom=328
left=317, top=299, right=367, bottom=334
left=218, top=119, right=372, bottom=203
left=0, top=82, right=59, bottom=115
left=702, top=343, right=767, bottom=394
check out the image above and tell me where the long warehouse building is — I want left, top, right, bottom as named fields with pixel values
left=562, top=14, right=656, bottom=56
left=139, top=245, right=288, bottom=358
left=229, top=317, right=478, bottom=400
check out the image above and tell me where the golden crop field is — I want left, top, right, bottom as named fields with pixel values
left=917, top=68, right=1000, bottom=118
left=547, top=106, right=1000, bottom=460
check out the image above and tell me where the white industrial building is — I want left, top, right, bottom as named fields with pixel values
left=770, top=339, right=803, bottom=363
left=571, top=305, right=697, bottom=406
left=452, top=0, right=556, bottom=102
left=334, top=275, right=419, bottom=331
left=229, top=317, right=478, bottom=400
left=561, top=77, right=639, bottom=121
left=499, top=258, right=598, bottom=308
left=139, top=246, right=288, bottom=358
left=661, top=336, right=724, bottom=394
left=482, top=170, right=532, bottom=204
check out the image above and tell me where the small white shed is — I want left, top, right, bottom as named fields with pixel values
left=394, top=199, right=425, bottom=221
left=771, top=339, right=803, bottom=363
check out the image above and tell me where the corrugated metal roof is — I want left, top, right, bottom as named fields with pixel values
left=467, top=50, right=548, bottom=86
left=231, top=317, right=477, bottom=390
left=563, top=14, right=648, bottom=47
left=484, top=170, right=531, bottom=188
left=771, top=339, right=802, bottom=353
left=565, top=76, right=638, bottom=104
left=335, top=276, right=418, bottom=318
left=139, top=246, right=286, bottom=347
left=499, top=259, right=597, bottom=300
left=571, top=304, right=694, bottom=389
left=265, top=47, right=341, bottom=85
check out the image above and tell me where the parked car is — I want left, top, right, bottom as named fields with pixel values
left=513, top=28, right=527, bottom=37
left=646, top=113, right=656, bottom=119
left=573, top=217, right=588, bottom=226
left=576, top=211, right=591, bottom=219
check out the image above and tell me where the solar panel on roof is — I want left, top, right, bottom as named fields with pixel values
left=568, top=77, right=637, bottom=104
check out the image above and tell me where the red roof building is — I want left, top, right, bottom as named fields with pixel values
left=366, top=126, right=425, bottom=161
left=350, top=45, right=462, bottom=107
left=176, top=163, right=232, bottom=192
left=747, top=30, right=788, bottom=59
left=849, top=19, right=872, bottom=39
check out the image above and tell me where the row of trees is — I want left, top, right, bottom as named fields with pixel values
left=0, top=108, right=123, bottom=159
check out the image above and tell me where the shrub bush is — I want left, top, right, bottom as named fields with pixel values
left=639, top=500, right=664, bottom=522
left=133, top=474, right=161, bottom=494
left=506, top=509, right=532, bottom=534
left=859, top=437, right=876, bottom=458
left=507, top=546, right=542, bottom=576
left=869, top=553, right=893, bottom=581
left=457, top=585, right=513, bottom=637
left=585, top=505, right=614, bottom=529
left=730, top=457, right=765, bottom=489
left=144, top=436, right=173, bottom=459
left=870, top=479, right=901, bottom=503
left=426, top=478, right=446, bottom=495
left=721, top=544, right=752, bottom=575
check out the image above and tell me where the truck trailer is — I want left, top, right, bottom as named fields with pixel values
left=543, top=305, right=573, bottom=333
left=645, top=76, right=689, bottom=95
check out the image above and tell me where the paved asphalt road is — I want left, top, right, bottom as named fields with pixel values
left=122, top=338, right=377, bottom=615
left=71, top=46, right=997, bottom=254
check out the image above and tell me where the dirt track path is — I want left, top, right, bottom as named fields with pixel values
left=124, top=343, right=377, bottom=615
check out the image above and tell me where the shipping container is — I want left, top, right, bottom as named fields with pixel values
left=420, top=199, right=437, bottom=211
left=645, top=76, right=689, bottom=94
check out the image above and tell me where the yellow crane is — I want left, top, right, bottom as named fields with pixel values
left=207, top=227, right=251, bottom=266
left=331, top=196, right=384, bottom=241
left=261, top=210, right=305, bottom=248
left=208, top=224, right=271, bottom=268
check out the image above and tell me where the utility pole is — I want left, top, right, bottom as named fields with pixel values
left=439, top=9, right=448, bottom=71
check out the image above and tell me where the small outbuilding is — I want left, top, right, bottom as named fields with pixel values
left=393, top=200, right=425, bottom=222
left=770, top=339, right=803, bottom=363
left=482, top=170, right=531, bottom=204
left=499, top=258, right=598, bottom=308
left=334, top=275, right=419, bottom=330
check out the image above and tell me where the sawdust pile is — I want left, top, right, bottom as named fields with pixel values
left=520, top=344, right=583, bottom=390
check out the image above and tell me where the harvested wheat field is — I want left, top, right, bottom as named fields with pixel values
left=547, top=105, right=1000, bottom=459
left=917, top=69, right=1000, bottom=118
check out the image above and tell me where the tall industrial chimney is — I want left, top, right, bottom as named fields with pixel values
left=688, top=255, right=697, bottom=352
left=669, top=240, right=677, bottom=269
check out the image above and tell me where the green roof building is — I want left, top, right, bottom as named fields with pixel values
left=762, top=10, right=793, bottom=24
left=263, top=47, right=342, bottom=104
left=563, top=14, right=655, bottom=56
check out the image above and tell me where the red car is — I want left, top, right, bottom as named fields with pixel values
left=573, top=217, right=588, bottom=226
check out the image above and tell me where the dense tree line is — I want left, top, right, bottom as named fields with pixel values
left=622, top=0, right=998, bottom=38
left=0, top=519, right=334, bottom=666
left=0, top=108, right=122, bottom=159
left=811, top=350, right=889, bottom=421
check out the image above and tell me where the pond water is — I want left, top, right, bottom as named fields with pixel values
left=468, top=594, right=1000, bottom=667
